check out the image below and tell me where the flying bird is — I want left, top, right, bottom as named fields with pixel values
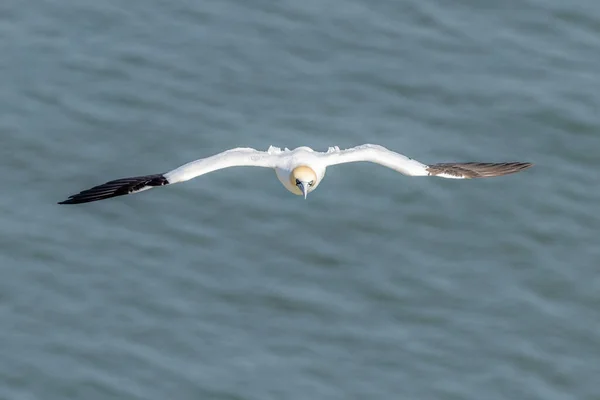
left=58, top=144, right=532, bottom=204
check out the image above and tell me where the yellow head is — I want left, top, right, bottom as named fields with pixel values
left=290, top=166, right=318, bottom=199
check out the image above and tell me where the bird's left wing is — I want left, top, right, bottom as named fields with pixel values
left=321, top=144, right=532, bottom=178
left=58, top=147, right=279, bottom=204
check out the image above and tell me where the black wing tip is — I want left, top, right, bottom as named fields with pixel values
left=58, top=197, right=107, bottom=205
left=58, top=174, right=169, bottom=205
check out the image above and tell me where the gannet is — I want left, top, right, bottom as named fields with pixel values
left=58, top=144, right=533, bottom=204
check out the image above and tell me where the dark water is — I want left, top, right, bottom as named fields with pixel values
left=1, top=1, right=599, bottom=399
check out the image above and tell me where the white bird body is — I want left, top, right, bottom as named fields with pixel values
left=59, top=144, right=532, bottom=204
left=272, top=146, right=326, bottom=196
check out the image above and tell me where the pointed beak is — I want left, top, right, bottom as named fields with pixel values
left=298, top=181, right=309, bottom=199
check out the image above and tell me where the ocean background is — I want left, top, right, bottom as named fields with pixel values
left=1, top=0, right=599, bottom=399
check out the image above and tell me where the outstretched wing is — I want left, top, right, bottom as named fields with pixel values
left=321, top=144, right=532, bottom=178
left=58, top=147, right=279, bottom=205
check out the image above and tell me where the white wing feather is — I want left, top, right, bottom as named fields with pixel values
left=320, top=144, right=430, bottom=176
left=164, top=147, right=279, bottom=183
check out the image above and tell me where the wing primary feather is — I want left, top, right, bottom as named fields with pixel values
left=58, top=174, right=169, bottom=204
left=426, top=162, right=533, bottom=178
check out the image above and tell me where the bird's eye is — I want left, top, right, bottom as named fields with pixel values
left=308, top=181, right=314, bottom=187
left=295, top=179, right=301, bottom=185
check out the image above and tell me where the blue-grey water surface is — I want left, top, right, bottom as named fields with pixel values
left=1, top=1, right=600, bottom=399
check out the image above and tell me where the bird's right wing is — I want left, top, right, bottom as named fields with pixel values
left=164, top=147, right=279, bottom=183
left=321, top=144, right=532, bottom=179
left=59, top=147, right=279, bottom=204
